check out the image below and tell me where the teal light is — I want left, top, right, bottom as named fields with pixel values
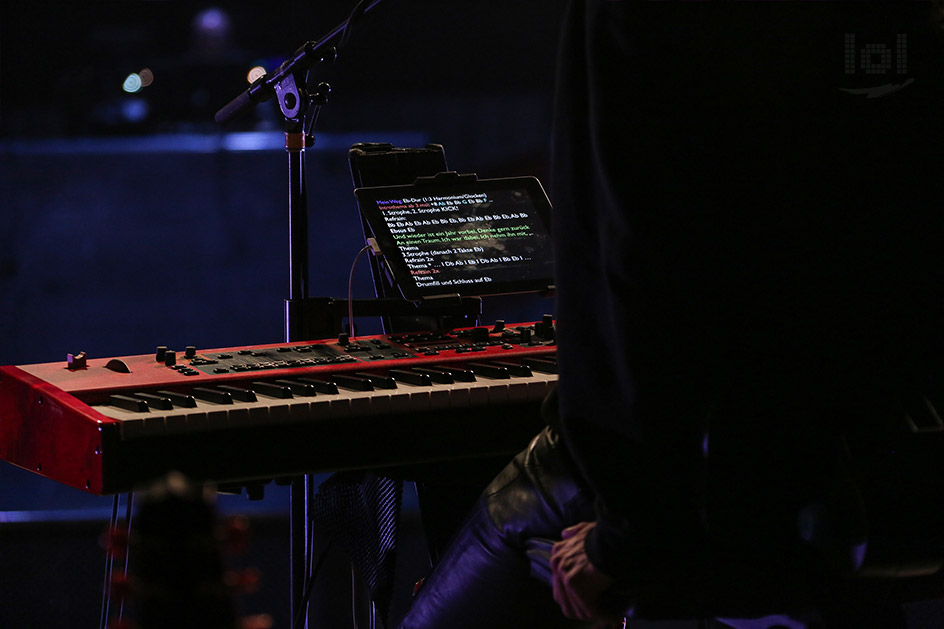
left=122, top=73, right=142, bottom=94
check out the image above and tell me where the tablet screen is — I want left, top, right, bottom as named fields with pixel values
left=355, top=176, right=554, bottom=301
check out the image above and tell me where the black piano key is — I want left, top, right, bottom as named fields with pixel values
left=132, top=392, right=174, bottom=410
left=156, top=390, right=198, bottom=408
left=468, top=362, right=511, bottom=379
left=355, top=372, right=397, bottom=389
left=388, top=369, right=432, bottom=387
left=412, top=367, right=454, bottom=384
left=218, top=385, right=257, bottom=402
left=332, top=374, right=374, bottom=391
left=493, top=361, right=533, bottom=378
left=430, top=366, right=476, bottom=382
left=192, top=387, right=234, bottom=404
left=274, top=379, right=318, bottom=396
left=522, top=357, right=558, bottom=374
left=297, top=378, right=340, bottom=395
left=252, top=381, right=294, bottom=399
left=110, top=394, right=150, bottom=412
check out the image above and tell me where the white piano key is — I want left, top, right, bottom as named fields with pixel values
left=93, top=364, right=558, bottom=439
left=507, top=380, right=530, bottom=403
left=268, top=397, right=314, bottom=424
left=428, top=387, right=452, bottom=410
left=393, top=384, right=430, bottom=414
left=164, top=411, right=193, bottom=435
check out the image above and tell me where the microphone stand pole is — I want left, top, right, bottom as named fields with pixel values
left=213, top=2, right=386, bottom=626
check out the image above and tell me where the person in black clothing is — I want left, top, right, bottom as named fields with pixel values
left=399, top=2, right=944, bottom=627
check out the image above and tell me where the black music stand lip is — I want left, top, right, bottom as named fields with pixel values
left=285, top=296, right=484, bottom=342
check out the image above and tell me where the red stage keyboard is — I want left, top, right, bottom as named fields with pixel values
left=0, top=321, right=556, bottom=494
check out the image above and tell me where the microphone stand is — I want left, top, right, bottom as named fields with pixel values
left=214, top=2, right=386, bottom=626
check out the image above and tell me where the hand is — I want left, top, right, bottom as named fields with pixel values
left=550, top=521, right=620, bottom=626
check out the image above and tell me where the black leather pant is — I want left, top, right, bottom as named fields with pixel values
left=398, top=426, right=597, bottom=629
left=395, top=417, right=916, bottom=629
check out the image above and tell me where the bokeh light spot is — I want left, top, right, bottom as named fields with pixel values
left=247, top=66, right=266, bottom=84
left=122, top=73, right=142, bottom=93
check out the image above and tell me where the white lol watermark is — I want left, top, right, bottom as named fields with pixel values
left=840, top=33, right=914, bottom=98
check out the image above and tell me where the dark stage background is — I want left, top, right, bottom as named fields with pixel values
left=0, top=2, right=564, bottom=627
left=3, top=3, right=943, bottom=629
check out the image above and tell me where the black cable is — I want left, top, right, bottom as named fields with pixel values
left=292, top=478, right=319, bottom=629
left=302, top=480, right=317, bottom=628
left=293, top=540, right=334, bottom=629
left=99, top=494, right=121, bottom=629
left=338, top=0, right=378, bottom=50
left=304, top=98, right=323, bottom=137
left=348, top=244, right=373, bottom=339
left=116, top=492, right=134, bottom=623
left=302, top=0, right=378, bottom=135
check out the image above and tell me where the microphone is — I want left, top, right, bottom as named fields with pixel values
left=214, top=76, right=271, bottom=125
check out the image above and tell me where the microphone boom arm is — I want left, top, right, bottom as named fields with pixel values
left=213, top=0, right=384, bottom=125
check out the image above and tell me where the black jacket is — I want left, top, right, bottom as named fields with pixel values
left=551, top=0, right=944, bottom=582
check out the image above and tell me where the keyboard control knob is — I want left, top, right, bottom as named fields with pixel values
left=164, top=350, right=177, bottom=367
left=156, top=346, right=167, bottom=362
left=67, top=352, right=88, bottom=370
left=185, top=346, right=197, bottom=359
